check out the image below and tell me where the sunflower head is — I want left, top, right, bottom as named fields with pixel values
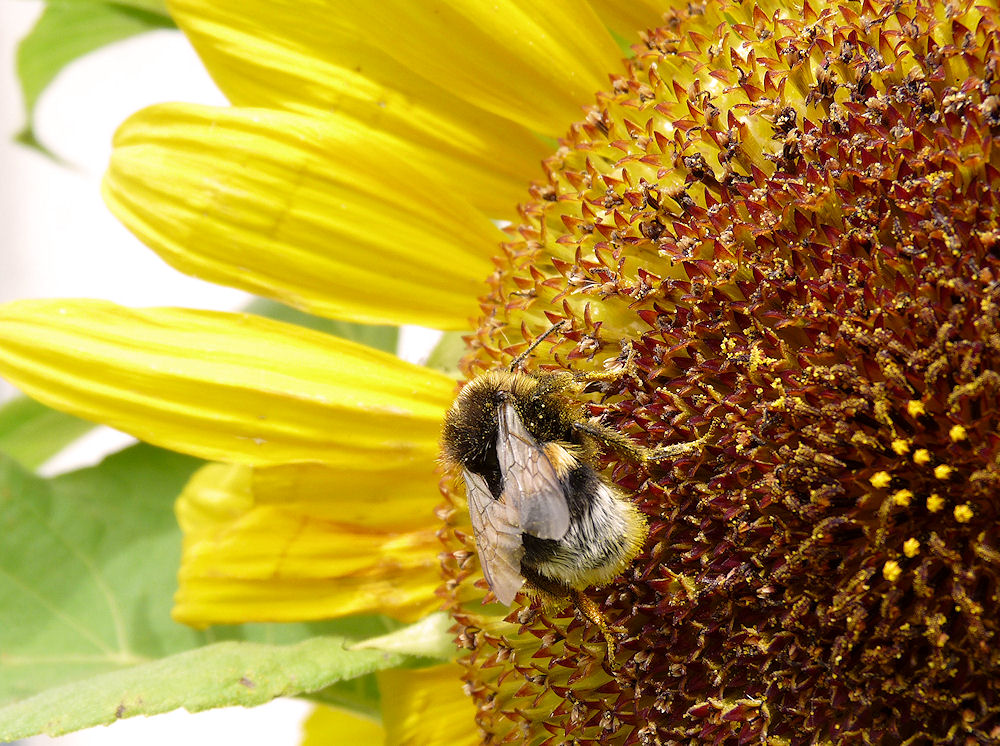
left=439, top=0, right=1000, bottom=741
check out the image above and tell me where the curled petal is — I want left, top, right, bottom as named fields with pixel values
left=379, top=663, right=481, bottom=746
left=167, top=0, right=550, bottom=215
left=175, top=463, right=443, bottom=624
left=105, top=104, right=497, bottom=329
left=0, top=299, right=454, bottom=466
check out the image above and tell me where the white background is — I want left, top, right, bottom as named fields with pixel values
left=0, top=1, right=251, bottom=474
left=1, top=3, right=316, bottom=743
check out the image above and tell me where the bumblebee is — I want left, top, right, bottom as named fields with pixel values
left=441, top=325, right=708, bottom=661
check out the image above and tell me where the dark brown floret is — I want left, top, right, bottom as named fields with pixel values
left=438, top=0, right=1000, bottom=743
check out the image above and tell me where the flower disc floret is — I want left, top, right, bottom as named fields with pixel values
left=440, top=0, right=1000, bottom=742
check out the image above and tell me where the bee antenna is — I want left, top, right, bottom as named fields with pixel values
left=508, top=321, right=567, bottom=372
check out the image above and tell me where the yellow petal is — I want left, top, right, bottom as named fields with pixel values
left=167, top=0, right=550, bottom=216
left=183, top=0, right=620, bottom=137
left=589, top=0, right=668, bottom=40
left=174, top=463, right=442, bottom=624
left=379, top=663, right=480, bottom=746
left=332, top=0, right=622, bottom=135
left=104, top=103, right=496, bottom=329
left=0, top=299, right=454, bottom=467
left=302, top=705, right=383, bottom=746
left=250, top=463, right=441, bottom=532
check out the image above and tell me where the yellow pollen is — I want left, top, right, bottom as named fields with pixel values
left=913, top=449, right=931, bottom=465
left=869, top=471, right=892, bottom=489
left=934, top=464, right=954, bottom=480
left=903, top=538, right=920, bottom=558
left=883, top=560, right=902, bottom=582
left=954, top=504, right=974, bottom=523
left=891, top=438, right=910, bottom=455
left=892, top=489, right=913, bottom=507
left=907, top=400, right=926, bottom=417
left=927, top=493, right=945, bottom=513
left=949, top=425, right=967, bottom=442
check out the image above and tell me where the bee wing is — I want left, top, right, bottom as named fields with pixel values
left=497, top=402, right=571, bottom=541
left=463, top=469, right=525, bottom=606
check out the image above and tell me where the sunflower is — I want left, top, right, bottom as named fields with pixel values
left=3, top=0, right=1000, bottom=743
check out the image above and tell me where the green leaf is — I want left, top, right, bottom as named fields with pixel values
left=305, top=612, right=457, bottom=721
left=425, top=331, right=466, bottom=378
left=16, top=1, right=174, bottom=146
left=350, top=612, right=454, bottom=660
left=100, top=0, right=169, bottom=13
left=0, top=443, right=410, bottom=736
left=0, top=446, right=203, bottom=705
left=35, top=0, right=170, bottom=11
left=0, top=395, right=93, bottom=469
left=307, top=673, right=383, bottom=720
left=0, top=635, right=405, bottom=740
left=12, top=126, right=62, bottom=161
left=245, top=298, right=399, bottom=354
left=609, top=27, right=638, bottom=57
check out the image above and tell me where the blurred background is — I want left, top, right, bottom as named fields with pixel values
left=1, top=3, right=312, bottom=743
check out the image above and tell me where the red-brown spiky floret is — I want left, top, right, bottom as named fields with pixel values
left=441, top=0, right=1000, bottom=742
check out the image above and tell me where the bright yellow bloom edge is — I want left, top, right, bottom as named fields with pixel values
left=0, top=299, right=454, bottom=468
left=175, top=462, right=444, bottom=625
left=0, top=0, right=692, bottom=741
left=0, top=298, right=459, bottom=625
left=302, top=663, right=480, bottom=746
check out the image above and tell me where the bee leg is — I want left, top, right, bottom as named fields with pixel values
left=573, top=420, right=646, bottom=461
left=535, top=341, right=637, bottom=395
left=574, top=418, right=718, bottom=465
left=572, top=340, right=638, bottom=384
left=572, top=590, right=625, bottom=668
left=532, top=370, right=577, bottom=396
left=526, top=569, right=625, bottom=665
left=645, top=419, right=719, bottom=463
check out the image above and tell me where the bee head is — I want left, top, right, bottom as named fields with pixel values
left=441, top=371, right=522, bottom=497
left=443, top=368, right=582, bottom=468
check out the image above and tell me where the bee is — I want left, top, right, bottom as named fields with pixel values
left=441, top=323, right=708, bottom=662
